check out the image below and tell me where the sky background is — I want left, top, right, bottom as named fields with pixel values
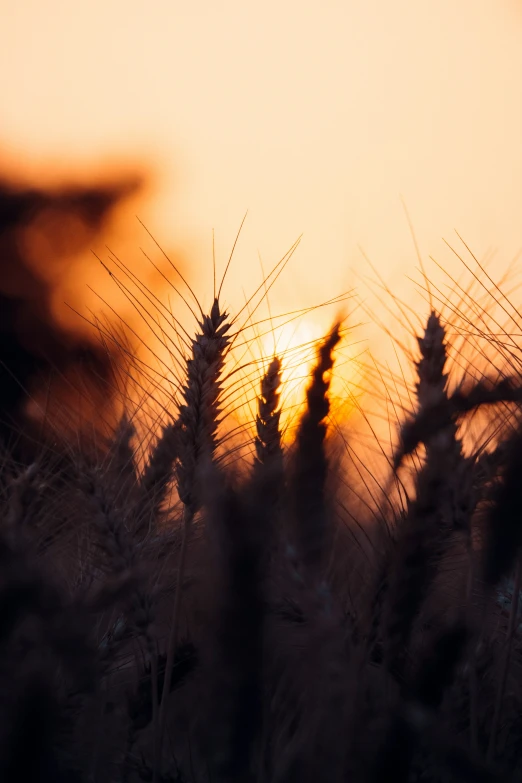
left=2, top=0, right=522, bottom=377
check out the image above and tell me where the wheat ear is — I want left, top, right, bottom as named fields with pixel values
left=395, top=376, right=522, bottom=468
left=384, top=313, right=456, bottom=677
left=157, top=297, right=230, bottom=773
left=254, top=356, right=283, bottom=467
left=291, top=324, right=341, bottom=573
left=135, top=421, right=178, bottom=535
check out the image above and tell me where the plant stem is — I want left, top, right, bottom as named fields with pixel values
left=156, top=505, right=193, bottom=775
left=487, top=558, right=521, bottom=762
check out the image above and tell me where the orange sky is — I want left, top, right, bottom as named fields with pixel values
left=2, top=0, right=522, bottom=390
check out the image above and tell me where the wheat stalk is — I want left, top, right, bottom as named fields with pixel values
left=384, top=313, right=459, bottom=678
left=290, top=324, right=341, bottom=574
left=157, top=297, right=230, bottom=775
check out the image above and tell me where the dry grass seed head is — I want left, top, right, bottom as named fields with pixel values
left=175, top=298, right=230, bottom=515
left=254, top=355, right=283, bottom=468
left=290, top=323, right=341, bottom=574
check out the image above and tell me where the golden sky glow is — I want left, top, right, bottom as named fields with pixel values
left=2, top=0, right=522, bottom=420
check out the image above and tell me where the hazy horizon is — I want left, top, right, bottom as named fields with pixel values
left=2, top=0, right=522, bottom=392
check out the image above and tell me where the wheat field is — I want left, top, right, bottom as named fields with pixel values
left=1, top=192, right=522, bottom=783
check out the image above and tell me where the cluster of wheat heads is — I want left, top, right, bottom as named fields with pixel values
left=5, top=245, right=522, bottom=783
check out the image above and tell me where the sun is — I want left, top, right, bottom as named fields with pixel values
left=258, top=317, right=323, bottom=438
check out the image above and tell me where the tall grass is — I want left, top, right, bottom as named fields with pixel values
left=3, top=245, right=522, bottom=783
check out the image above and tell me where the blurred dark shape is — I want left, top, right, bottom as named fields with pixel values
left=0, top=172, right=142, bottom=455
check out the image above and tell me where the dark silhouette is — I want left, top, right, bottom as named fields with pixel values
left=0, top=173, right=141, bottom=453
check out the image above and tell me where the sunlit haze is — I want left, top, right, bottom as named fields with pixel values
left=2, top=0, right=522, bottom=430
